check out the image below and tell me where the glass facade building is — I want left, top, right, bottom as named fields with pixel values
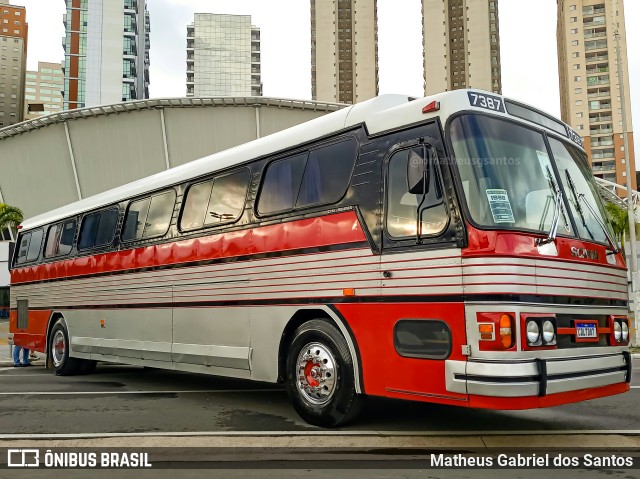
left=186, top=13, right=261, bottom=97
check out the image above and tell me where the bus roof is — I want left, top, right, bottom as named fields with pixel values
left=20, top=90, right=581, bottom=231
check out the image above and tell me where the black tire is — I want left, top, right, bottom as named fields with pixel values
left=285, top=319, right=363, bottom=427
left=49, top=318, right=83, bottom=376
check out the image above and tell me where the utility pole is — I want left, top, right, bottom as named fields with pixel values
left=614, top=28, right=638, bottom=344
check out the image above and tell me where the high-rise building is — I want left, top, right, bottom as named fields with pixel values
left=422, top=0, right=501, bottom=95
left=311, top=0, right=378, bottom=104
left=24, top=62, right=64, bottom=120
left=186, top=14, right=261, bottom=97
left=557, top=0, right=635, bottom=189
left=62, top=0, right=150, bottom=110
left=0, top=0, right=27, bottom=127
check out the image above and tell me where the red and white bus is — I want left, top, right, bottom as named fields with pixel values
left=9, top=90, right=631, bottom=427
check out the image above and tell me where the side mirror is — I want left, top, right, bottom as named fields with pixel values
left=407, top=146, right=433, bottom=195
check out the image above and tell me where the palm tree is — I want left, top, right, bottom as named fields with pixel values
left=0, top=203, right=23, bottom=241
left=604, top=202, right=640, bottom=249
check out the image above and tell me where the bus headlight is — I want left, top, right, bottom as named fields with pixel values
left=608, top=316, right=630, bottom=346
left=613, top=321, right=622, bottom=342
left=542, top=320, right=556, bottom=345
left=526, top=320, right=541, bottom=346
left=621, top=322, right=629, bottom=342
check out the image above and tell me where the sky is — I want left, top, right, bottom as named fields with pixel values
left=10, top=0, right=640, bottom=169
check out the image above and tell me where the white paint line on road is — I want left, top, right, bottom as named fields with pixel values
left=0, top=389, right=283, bottom=396
left=1, top=430, right=640, bottom=440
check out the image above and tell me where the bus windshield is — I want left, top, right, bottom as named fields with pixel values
left=449, top=114, right=611, bottom=243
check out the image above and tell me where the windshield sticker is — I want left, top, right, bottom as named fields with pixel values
left=536, top=151, right=553, bottom=180
left=486, top=189, right=515, bottom=224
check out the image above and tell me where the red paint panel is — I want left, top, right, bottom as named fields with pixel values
left=10, top=309, right=50, bottom=353
left=12, top=212, right=367, bottom=285
left=335, top=302, right=467, bottom=401
left=467, top=383, right=629, bottom=409
left=464, top=224, right=627, bottom=270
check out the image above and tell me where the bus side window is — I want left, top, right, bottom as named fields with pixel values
left=296, top=139, right=357, bottom=208
left=15, top=229, right=43, bottom=265
left=25, top=229, right=43, bottom=262
left=78, top=208, right=119, bottom=250
left=122, top=190, right=175, bottom=241
left=204, top=170, right=250, bottom=226
left=44, top=219, right=76, bottom=258
left=15, top=233, right=31, bottom=265
left=258, top=154, right=307, bottom=215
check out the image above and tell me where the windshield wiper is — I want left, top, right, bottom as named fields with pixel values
left=536, top=166, right=565, bottom=246
left=565, top=170, right=595, bottom=241
left=579, top=194, right=620, bottom=254
left=564, top=171, right=619, bottom=254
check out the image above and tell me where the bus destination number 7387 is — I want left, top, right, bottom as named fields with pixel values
left=468, top=92, right=506, bottom=113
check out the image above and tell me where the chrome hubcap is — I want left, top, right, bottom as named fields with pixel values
left=52, top=330, right=65, bottom=367
left=296, top=342, right=337, bottom=405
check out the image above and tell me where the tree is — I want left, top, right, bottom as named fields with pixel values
left=604, top=202, right=640, bottom=249
left=0, top=203, right=23, bottom=241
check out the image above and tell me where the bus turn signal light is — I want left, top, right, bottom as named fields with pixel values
left=499, top=314, right=514, bottom=349
left=477, top=313, right=516, bottom=351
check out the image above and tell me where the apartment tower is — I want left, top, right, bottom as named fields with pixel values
left=557, top=0, right=635, bottom=188
left=311, top=0, right=378, bottom=104
left=0, top=0, right=27, bottom=127
left=63, top=0, right=150, bottom=110
left=186, top=14, right=261, bottom=97
left=24, top=62, right=64, bottom=120
left=422, top=0, right=501, bottom=95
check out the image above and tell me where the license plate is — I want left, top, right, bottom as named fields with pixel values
left=576, top=322, right=598, bottom=341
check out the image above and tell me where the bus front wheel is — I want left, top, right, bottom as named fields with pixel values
left=285, top=319, right=362, bottom=427
left=49, top=319, right=83, bottom=376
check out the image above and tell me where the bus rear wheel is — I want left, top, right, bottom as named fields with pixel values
left=49, top=318, right=84, bottom=376
left=285, top=319, right=362, bottom=427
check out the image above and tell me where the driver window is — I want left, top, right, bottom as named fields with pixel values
left=386, top=147, right=448, bottom=239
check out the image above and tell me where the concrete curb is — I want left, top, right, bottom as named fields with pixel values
left=1, top=433, right=639, bottom=449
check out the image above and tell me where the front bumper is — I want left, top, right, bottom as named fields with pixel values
left=446, top=351, right=631, bottom=397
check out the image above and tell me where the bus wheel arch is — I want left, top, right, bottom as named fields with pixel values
left=277, top=308, right=363, bottom=393
left=284, top=318, right=364, bottom=427
left=47, top=315, right=89, bottom=376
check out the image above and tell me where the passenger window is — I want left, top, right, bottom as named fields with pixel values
left=258, top=154, right=307, bottom=214
left=26, top=229, right=43, bottom=262
left=44, top=219, right=76, bottom=258
left=180, top=181, right=212, bottom=230
left=297, top=139, right=357, bottom=208
left=16, top=234, right=30, bottom=264
left=205, top=170, right=249, bottom=225
left=78, top=208, right=118, bottom=250
left=386, top=147, right=448, bottom=239
left=180, top=170, right=249, bottom=231
left=122, top=190, right=175, bottom=241
left=17, top=229, right=43, bottom=264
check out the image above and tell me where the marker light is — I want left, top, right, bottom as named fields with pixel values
left=422, top=101, right=440, bottom=114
